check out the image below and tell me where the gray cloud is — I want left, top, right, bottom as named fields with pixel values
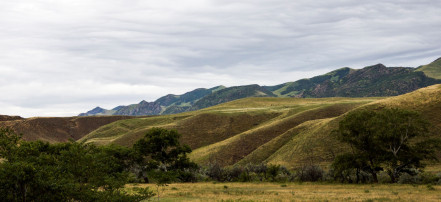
left=1, top=0, right=441, bottom=117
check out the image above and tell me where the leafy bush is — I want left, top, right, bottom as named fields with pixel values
left=420, top=172, right=440, bottom=184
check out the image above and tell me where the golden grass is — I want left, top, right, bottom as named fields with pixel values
left=81, top=97, right=382, bottom=166
left=127, top=182, right=441, bottom=201
left=81, top=85, right=441, bottom=168
left=189, top=102, right=368, bottom=166
left=365, top=84, right=441, bottom=139
left=264, top=118, right=339, bottom=169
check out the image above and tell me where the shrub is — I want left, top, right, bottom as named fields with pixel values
left=397, top=173, right=421, bottom=184
left=207, top=163, right=227, bottom=182
left=420, top=172, right=440, bottom=184
left=295, top=165, right=324, bottom=182
left=378, top=172, right=391, bottom=183
left=266, top=164, right=281, bottom=182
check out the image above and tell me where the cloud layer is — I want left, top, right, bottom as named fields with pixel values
left=1, top=0, right=441, bottom=117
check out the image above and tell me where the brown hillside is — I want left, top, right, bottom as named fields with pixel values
left=176, top=112, right=280, bottom=149
left=190, top=102, right=367, bottom=166
left=106, top=112, right=280, bottom=148
left=0, top=116, right=139, bottom=143
left=0, top=115, right=23, bottom=122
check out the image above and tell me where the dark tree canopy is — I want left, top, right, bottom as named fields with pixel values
left=133, top=128, right=198, bottom=183
left=332, top=108, right=440, bottom=183
left=0, top=128, right=154, bottom=202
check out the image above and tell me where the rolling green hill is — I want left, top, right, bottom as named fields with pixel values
left=80, top=84, right=441, bottom=169
left=416, top=57, right=441, bottom=79
left=190, top=84, right=277, bottom=111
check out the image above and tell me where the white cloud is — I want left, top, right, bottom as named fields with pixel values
left=1, top=0, right=441, bottom=117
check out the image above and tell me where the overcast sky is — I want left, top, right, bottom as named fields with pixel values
left=1, top=0, right=441, bottom=117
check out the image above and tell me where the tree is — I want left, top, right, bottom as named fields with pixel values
left=0, top=127, right=21, bottom=159
left=332, top=108, right=440, bottom=183
left=133, top=128, right=197, bottom=200
left=133, top=128, right=196, bottom=173
left=333, top=110, right=384, bottom=183
left=0, top=127, right=154, bottom=201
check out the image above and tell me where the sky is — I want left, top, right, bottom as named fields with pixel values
left=1, top=0, right=441, bottom=117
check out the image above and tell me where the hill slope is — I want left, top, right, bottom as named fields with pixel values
left=79, top=96, right=384, bottom=165
left=0, top=116, right=140, bottom=143
left=416, top=57, right=441, bottom=79
left=80, top=84, right=441, bottom=169
left=0, top=115, right=23, bottom=122
left=190, top=84, right=276, bottom=110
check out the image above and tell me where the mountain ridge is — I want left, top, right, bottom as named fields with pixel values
left=79, top=57, right=441, bottom=116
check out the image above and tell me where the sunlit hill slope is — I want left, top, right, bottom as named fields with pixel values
left=80, top=84, right=441, bottom=169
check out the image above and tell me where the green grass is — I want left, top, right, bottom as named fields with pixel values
left=271, top=82, right=300, bottom=97
left=416, top=57, right=441, bottom=79
left=79, top=115, right=190, bottom=144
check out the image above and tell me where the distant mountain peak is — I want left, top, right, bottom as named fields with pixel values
left=89, top=107, right=105, bottom=113
left=78, top=106, right=109, bottom=116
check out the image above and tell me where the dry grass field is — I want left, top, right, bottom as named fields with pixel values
left=127, top=182, right=441, bottom=201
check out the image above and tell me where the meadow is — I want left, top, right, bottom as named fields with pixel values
left=128, top=182, right=441, bottom=201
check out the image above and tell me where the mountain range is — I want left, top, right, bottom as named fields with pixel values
left=80, top=58, right=441, bottom=116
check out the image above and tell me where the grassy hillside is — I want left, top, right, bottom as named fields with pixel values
left=417, top=57, right=441, bottom=79
left=80, top=97, right=382, bottom=165
left=190, top=84, right=276, bottom=110
left=80, top=84, right=441, bottom=169
left=262, top=84, right=441, bottom=168
left=0, top=115, right=23, bottom=121
left=0, top=116, right=139, bottom=143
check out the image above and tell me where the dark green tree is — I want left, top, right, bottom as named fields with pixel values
left=0, top=127, right=154, bottom=201
left=133, top=128, right=197, bottom=200
left=332, top=108, right=440, bottom=183
left=0, top=127, right=21, bottom=159
left=373, top=109, right=439, bottom=182
left=333, top=110, right=384, bottom=183
left=133, top=128, right=197, bottom=183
